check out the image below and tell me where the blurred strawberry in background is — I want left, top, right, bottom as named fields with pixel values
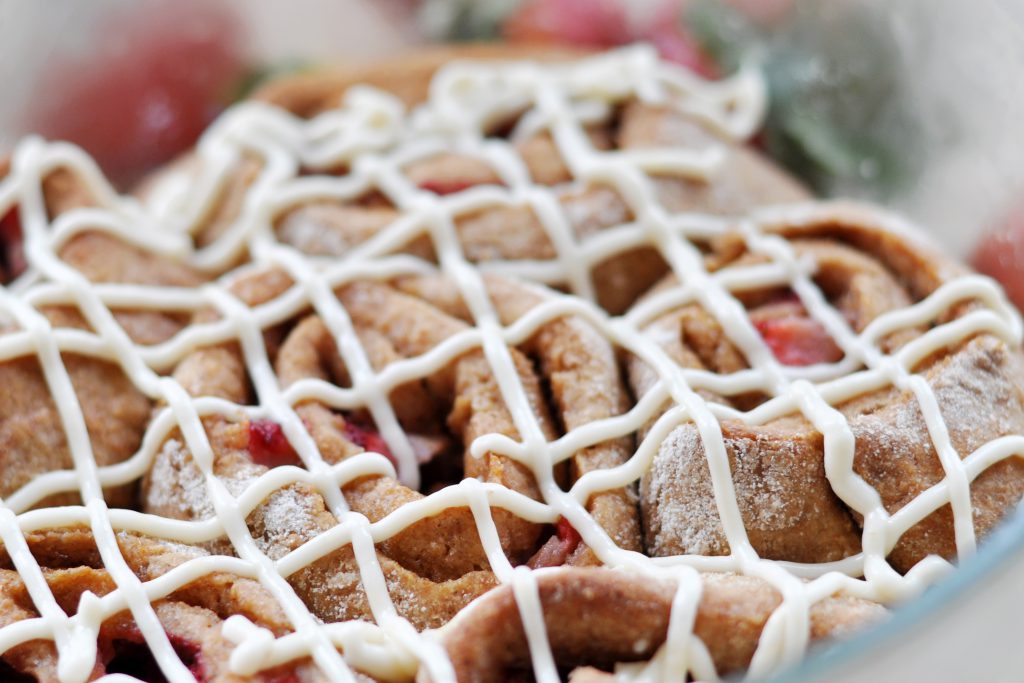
left=503, top=0, right=632, bottom=46
left=503, top=0, right=718, bottom=77
left=499, top=0, right=794, bottom=77
left=972, top=199, right=1024, bottom=313
left=23, top=0, right=247, bottom=188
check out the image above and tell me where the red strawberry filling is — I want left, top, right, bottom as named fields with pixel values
left=504, top=0, right=631, bottom=49
left=526, top=517, right=583, bottom=568
left=247, top=419, right=301, bottom=469
left=0, top=208, right=26, bottom=284
left=343, top=415, right=395, bottom=465
left=754, top=315, right=843, bottom=366
left=503, top=0, right=717, bottom=77
left=645, top=23, right=720, bottom=78
left=248, top=415, right=402, bottom=470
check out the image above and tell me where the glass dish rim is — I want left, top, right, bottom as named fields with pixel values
left=758, top=502, right=1024, bottom=683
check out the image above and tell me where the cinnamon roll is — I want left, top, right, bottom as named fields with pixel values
left=0, top=45, right=1018, bottom=683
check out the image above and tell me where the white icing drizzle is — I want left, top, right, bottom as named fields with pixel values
left=0, top=44, right=1018, bottom=683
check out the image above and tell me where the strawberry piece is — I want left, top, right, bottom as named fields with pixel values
left=343, top=416, right=396, bottom=466
left=247, top=419, right=301, bottom=469
left=526, top=517, right=583, bottom=568
left=503, top=0, right=631, bottom=47
left=972, top=203, right=1024, bottom=313
left=0, top=208, right=25, bottom=283
left=754, top=315, right=844, bottom=366
left=25, top=0, right=244, bottom=187
left=647, top=24, right=720, bottom=79
left=556, top=516, right=582, bottom=550
left=504, top=0, right=718, bottom=78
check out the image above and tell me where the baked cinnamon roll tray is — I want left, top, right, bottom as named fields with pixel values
left=0, top=44, right=1022, bottom=682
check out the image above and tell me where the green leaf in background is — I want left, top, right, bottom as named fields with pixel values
left=229, top=59, right=312, bottom=103
left=686, top=0, right=762, bottom=74
left=419, top=0, right=523, bottom=42
left=687, top=0, right=924, bottom=199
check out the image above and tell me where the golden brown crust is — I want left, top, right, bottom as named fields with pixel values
left=0, top=528, right=326, bottom=681
left=0, top=156, right=204, bottom=511
left=425, top=568, right=886, bottom=682
left=139, top=266, right=642, bottom=630
left=0, top=564, right=324, bottom=682
left=254, top=43, right=590, bottom=115
left=634, top=211, right=1024, bottom=570
left=260, top=95, right=809, bottom=313
left=133, top=44, right=813, bottom=314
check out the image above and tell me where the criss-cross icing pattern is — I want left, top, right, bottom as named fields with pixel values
left=0, top=46, right=1021, bottom=683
